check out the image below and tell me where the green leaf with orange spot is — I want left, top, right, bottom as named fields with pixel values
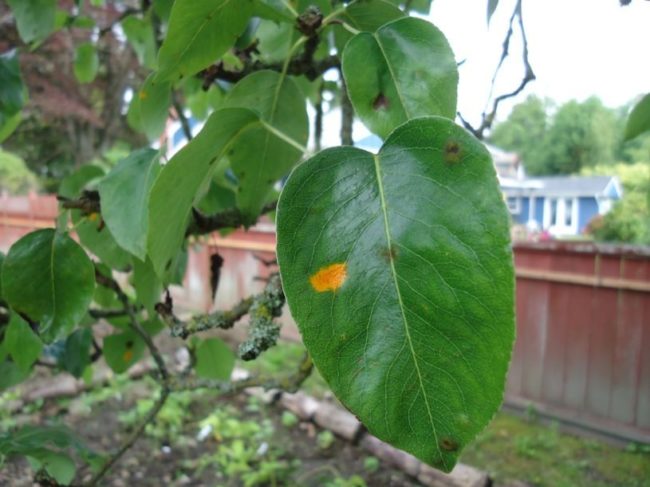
left=277, top=116, right=515, bottom=472
left=103, top=332, right=145, bottom=374
left=342, top=17, right=458, bottom=139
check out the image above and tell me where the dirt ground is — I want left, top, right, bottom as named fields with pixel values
left=1, top=377, right=424, bottom=487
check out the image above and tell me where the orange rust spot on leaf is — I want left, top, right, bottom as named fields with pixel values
left=309, top=263, right=347, bottom=292
left=139, top=90, right=147, bottom=100
left=123, top=349, right=133, bottom=363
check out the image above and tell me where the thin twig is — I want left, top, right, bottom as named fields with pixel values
left=98, top=7, right=142, bottom=37
left=86, top=388, right=169, bottom=486
left=172, top=92, right=193, bottom=142
left=87, top=271, right=171, bottom=486
left=315, top=81, right=324, bottom=152
left=339, top=69, right=353, bottom=146
left=461, top=0, right=536, bottom=140
left=88, top=309, right=129, bottom=319
left=58, top=191, right=100, bottom=216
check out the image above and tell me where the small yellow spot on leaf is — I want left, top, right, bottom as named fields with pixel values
left=309, top=263, right=347, bottom=292
left=88, top=212, right=99, bottom=222
left=123, top=349, right=133, bottom=363
left=139, top=90, right=147, bottom=100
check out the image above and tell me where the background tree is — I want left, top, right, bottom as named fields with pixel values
left=490, top=96, right=626, bottom=175
left=0, top=1, right=146, bottom=192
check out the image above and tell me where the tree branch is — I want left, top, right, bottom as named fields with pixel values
left=461, top=0, right=536, bottom=140
left=172, top=92, right=193, bottom=142
left=186, top=200, right=278, bottom=236
left=87, top=268, right=171, bottom=486
left=58, top=190, right=100, bottom=216
left=340, top=69, right=354, bottom=146
left=163, top=296, right=254, bottom=339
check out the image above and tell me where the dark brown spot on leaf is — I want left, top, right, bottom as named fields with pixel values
left=444, top=140, right=461, bottom=164
left=380, top=245, right=398, bottom=262
left=440, top=437, right=459, bottom=451
left=372, top=93, right=389, bottom=110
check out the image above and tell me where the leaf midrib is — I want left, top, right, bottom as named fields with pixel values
left=371, top=153, right=442, bottom=462
left=373, top=30, right=411, bottom=119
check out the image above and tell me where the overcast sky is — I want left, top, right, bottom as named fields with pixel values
left=319, top=0, right=650, bottom=147
left=429, top=0, right=650, bottom=126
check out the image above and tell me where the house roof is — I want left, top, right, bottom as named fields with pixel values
left=503, top=175, right=622, bottom=198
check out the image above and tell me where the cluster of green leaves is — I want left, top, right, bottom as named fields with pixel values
left=490, top=94, right=650, bottom=176
left=0, top=0, right=521, bottom=479
left=584, top=162, right=650, bottom=245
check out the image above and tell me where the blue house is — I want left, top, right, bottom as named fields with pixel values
left=502, top=175, right=622, bottom=237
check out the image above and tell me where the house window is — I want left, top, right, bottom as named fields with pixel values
left=506, top=197, right=520, bottom=214
left=549, top=198, right=558, bottom=226
left=564, top=198, right=573, bottom=227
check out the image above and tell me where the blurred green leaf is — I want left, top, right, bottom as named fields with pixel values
left=73, top=43, right=99, bottom=84
left=195, top=337, right=235, bottom=380
left=7, top=0, right=56, bottom=43
left=156, top=0, right=255, bottom=81
left=2, top=229, right=95, bottom=343
left=624, top=93, right=650, bottom=141
left=4, top=314, right=42, bottom=371
left=98, top=149, right=161, bottom=260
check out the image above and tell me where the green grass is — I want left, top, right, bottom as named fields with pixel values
left=461, top=413, right=650, bottom=486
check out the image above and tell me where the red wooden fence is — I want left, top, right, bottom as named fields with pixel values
left=1, top=194, right=649, bottom=443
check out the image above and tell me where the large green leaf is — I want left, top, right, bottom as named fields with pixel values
left=277, top=117, right=514, bottom=472
left=4, top=314, right=42, bottom=371
left=624, top=93, right=650, bottom=141
left=98, top=149, right=161, bottom=260
left=147, top=108, right=259, bottom=276
left=2, top=229, right=95, bottom=342
left=342, top=17, right=458, bottom=139
left=156, top=0, right=255, bottom=81
left=222, top=70, right=308, bottom=219
left=7, top=0, right=56, bottom=43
